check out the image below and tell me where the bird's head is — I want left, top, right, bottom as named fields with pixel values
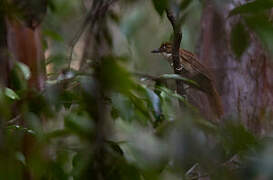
left=151, top=42, right=173, bottom=59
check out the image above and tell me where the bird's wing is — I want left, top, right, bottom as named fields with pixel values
left=180, top=49, right=213, bottom=81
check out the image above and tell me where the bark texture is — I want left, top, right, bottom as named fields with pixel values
left=193, top=0, right=273, bottom=134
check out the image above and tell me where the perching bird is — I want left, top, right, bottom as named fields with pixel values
left=152, top=42, right=223, bottom=118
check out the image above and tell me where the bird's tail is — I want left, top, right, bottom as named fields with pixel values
left=207, top=83, right=224, bottom=118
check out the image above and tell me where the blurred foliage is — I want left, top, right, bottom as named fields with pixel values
left=231, top=22, right=250, bottom=58
left=229, top=0, right=273, bottom=56
left=0, top=0, right=273, bottom=179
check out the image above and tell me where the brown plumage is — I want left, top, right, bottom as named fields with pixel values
left=152, top=42, right=223, bottom=118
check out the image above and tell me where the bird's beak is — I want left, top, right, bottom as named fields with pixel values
left=151, top=48, right=161, bottom=53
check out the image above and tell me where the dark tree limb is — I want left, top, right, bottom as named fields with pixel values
left=68, top=0, right=118, bottom=69
left=166, top=9, right=186, bottom=98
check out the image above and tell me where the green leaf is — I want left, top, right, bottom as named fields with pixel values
left=180, top=0, right=192, bottom=10
left=142, top=86, right=161, bottom=119
left=43, top=29, right=64, bottom=42
left=4, top=88, right=20, bottom=100
left=100, top=56, right=134, bottom=94
left=229, top=0, right=273, bottom=17
left=156, top=86, right=197, bottom=111
left=7, top=125, right=36, bottom=135
left=16, top=62, right=31, bottom=80
left=15, top=152, right=26, bottom=166
left=152, top=0, right=168, bottom=16
left=159, top=74, right=200, bottom=88
left=64, top=113, right=94, bottom=137
left=231, top=22, right=250, bottom=58
left=111, top=93, right=136, bottom=122
left=244, top=14, right=273, bottom=54
left=120, top=9, right=146, bottom=40
left=46, top=54, right=66, bottom=65
left=219, top=121, right=258, bottom=155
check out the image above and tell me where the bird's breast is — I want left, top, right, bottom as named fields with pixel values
left=162, top=52, right=172, bottom=60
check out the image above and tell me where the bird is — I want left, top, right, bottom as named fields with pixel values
left=151, top=42, right=223, bottom=118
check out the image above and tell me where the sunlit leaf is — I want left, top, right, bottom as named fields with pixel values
left=231, top=22, right=250, bottom=58
left=16, top=62, right=31, bottom=80
left=141, top=85, right=161, bottom=119
left=160, top=74, right=200, bottom=88
left=4, top=88, right=20, bottom=100
left=7, top=124, right=36, bottom=135
left=156, top=86, right=197, bottom=111
left=229, top=0, right=273, bottom=17
left=15, top=152, right=26, bottom=166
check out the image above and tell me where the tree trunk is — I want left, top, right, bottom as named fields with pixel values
left=195, top=0, right=273, bottom=134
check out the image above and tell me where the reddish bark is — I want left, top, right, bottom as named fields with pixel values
left=6, top=20, right=45, bottom=90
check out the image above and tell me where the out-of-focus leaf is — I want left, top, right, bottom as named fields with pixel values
left=111, top=93, right=136, bottom=122
left=28, top=91, right=53, bottom=117
left=156, top=86, right=203, bottom=118
left=45, top=129, right=71, bottom=140
left=47, top=0, right=57, bottom=12
left=109, top=11, right=120, bottom=24
left=10, top=62, right=28, bottom=92
left=141, top=85, right=161, bottom=119
left=244, top=14, right=273, bottom=54
left=158, top=88, right=174, bottom=122
left=229, top=0, right=273, bottom=17
left=180, top=0, right=192, bottom=10
left=7, top=124, right=36, bottom=135
left=16, top=62, right=31, bottom=80
left=106, top=140, right=124, bottom=155
left=60, top=90, right=79, bottom=109
left=4, top=88, right=20, bottom=100
left=46, top=54, right=66, bottom=65
left=219, top=121, right=258, bottom=155
left=111, top=91, right=150, bottom=124
left=129, top=93, right=151, bottom=124
left=231, top=22, right=250, bottom=58
left=116, top=120, right=167, bottom=169
left=64, top=112, right=94, bottom=138
left=159, top=74, right=200, bottom=88
left=15, top=152, right=26, bottom=166
left=43, top=29, right=64, bottom=42
left=42, top=37, right=48, bottom=50
left=120, top=9, right=146, bottom=40
left=100, top=56, right=134, bottom=94
left=152, top=0, right=168, bottom=16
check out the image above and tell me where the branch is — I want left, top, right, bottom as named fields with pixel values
left=68, top=0, right=118, bottom=69
left=165, top=9, right=186, bottom=98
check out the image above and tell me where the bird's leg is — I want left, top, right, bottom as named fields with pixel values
left=176, top=64, right=184, bottom=71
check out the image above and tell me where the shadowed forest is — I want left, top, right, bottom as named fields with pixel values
left=0, top=0, right=273, bottom=179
